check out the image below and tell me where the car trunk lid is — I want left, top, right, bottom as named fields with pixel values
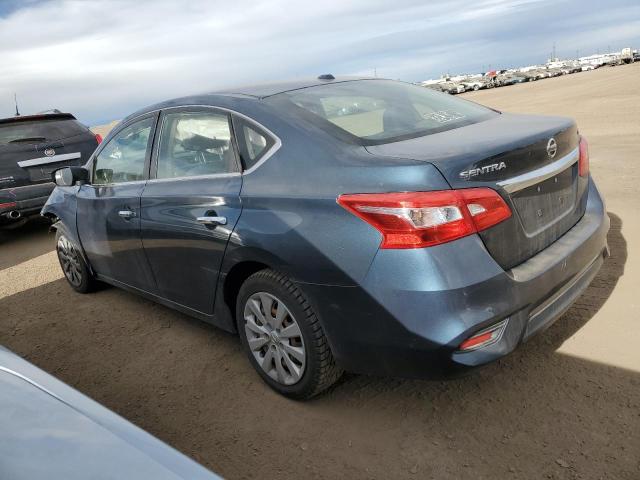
left=365, top=113, right=589, bottom=269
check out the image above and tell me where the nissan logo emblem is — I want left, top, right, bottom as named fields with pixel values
left=44, top=148, right=56, bottom=157
left=546, top=138, right=557, bottom=159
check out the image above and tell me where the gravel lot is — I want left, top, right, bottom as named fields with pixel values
left=1, top=63, right=639, bottom=479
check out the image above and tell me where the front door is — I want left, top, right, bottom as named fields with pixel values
left=77, top=114, right=158, bottom=291
left=140, top=107, right=243, bottom=314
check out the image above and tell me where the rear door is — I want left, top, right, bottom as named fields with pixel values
left=140, top=107, right=243, bottom=314
left=76, top=114, right=158, bottom=291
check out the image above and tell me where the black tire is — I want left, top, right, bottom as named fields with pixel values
left=236, top=269, right=343, bottom=399
left=55, top=229, right=96, bottom=294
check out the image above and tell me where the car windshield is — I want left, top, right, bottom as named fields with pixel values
left=271, top=79, right=498, bottom=145
left=0, top=118, right=86, bottom=145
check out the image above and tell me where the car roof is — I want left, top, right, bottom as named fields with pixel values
left=211, top=76, right=375, bottom=99
left=121, top=76, right=380, bottom=124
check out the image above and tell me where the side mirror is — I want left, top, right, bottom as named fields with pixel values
left=54, top=166, right=89, bottom=187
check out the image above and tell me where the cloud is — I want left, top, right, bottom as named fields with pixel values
left=0, top=0, right=638, bottom=125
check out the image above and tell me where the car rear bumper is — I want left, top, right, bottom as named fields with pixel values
left=0, top=183, right=55, bottom=221
left=301, top=177, right=609, bottom=378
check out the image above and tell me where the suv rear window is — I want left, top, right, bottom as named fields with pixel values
left=271, top=80, right=498, bottom=145
left=0, top=118, right=88, bottom=145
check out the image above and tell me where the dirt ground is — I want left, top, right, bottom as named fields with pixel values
left=1, top=63, right=639, bottom=479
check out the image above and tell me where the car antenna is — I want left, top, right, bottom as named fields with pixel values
left=14, top=93, right=20, bottom=116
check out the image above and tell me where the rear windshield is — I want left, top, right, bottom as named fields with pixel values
left=0, top=118, right=87, bottom=145
left=271, top=79, right=498, bottom=145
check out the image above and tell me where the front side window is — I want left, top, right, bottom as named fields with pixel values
left=156, top=111, right=238, bottom=179
left=270, top=79, right=498, bottom=145
left=93, top=117, right=153, bottom=185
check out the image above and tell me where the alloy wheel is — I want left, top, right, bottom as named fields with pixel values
left=57, top=236, right=83, bottom=287
left=243, top=292, right=306, bottom=385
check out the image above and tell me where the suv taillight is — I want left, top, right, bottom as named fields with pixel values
left=95, top=133, right=103, bottom=144
left=0, top=201, right=17, bottom=211
left=578, top=135, right=589, bottom=177
left=337, top=188, right=511, bottom=249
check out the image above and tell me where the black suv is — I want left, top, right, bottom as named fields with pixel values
left=0, top=111, right=99, bottom=226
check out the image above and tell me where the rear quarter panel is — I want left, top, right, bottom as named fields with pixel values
left=225, top=112, right=451, bottom=286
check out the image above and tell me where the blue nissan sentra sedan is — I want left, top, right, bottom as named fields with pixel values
left=43, top=76, right=609, bottom=399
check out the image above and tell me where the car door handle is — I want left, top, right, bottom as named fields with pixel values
left=118, top=210, right=136, bottom=219
left=196, top=216, right=227, bottom=226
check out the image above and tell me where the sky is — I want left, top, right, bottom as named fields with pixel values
left=1, top=0, right=639, bottom=125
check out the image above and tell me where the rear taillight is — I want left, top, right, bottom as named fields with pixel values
left=578, top=135, right=589, bottom=177
left=95, top=133, right=103, bottom=144
left=0, top=201, right=17, bottom=211
left=458, top=188, right=512, bottom=232
left=337, top=188, right=511, bottom=249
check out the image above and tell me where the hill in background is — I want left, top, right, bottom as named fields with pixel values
left=90, top=120, right=119, bottom=138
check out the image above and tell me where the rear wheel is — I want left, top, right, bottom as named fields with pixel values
left=56, top=230, right=95, bottom=293
left=237, top=269, right=343, bottom=399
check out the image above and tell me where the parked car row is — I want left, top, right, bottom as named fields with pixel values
left=422, top=61, right=608, bottom=94
left=425, top=82, right=466, bottom=94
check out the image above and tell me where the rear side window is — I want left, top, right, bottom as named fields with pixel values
left=233, top=118, right=275, bottom=170
left=156, top=111, right=239, bottom=179
left=93, top=117, right=153, bottom=185
left=0, top=119, right=87, bottom=145
left=270, top=79, right=498, bottom=145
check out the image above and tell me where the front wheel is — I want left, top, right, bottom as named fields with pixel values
left=237, top=269, right=343, bottom=399
left=56, top=230, right=95, bottom=293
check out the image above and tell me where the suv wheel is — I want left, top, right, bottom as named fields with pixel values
left=237, top=269, right=343, bottom=399
left=56, top=230, right=95, bottom=293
